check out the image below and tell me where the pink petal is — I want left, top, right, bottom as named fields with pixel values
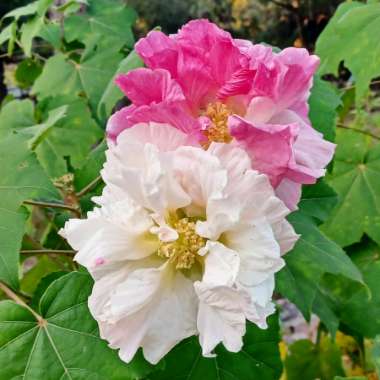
left=217, top=68, right=254, bottom=100
left=294, top=124, right=336, bottom=173
left=271, top=109, right=336, bottom=175
left=176, top=47, right=218, bottom=110
left=237, top=42, right=281, bottom=99
left=135, top=30, right=179, bottom=76
left=176, top=20, right=249, bottom=98
left=115, top=68, right=185, bottom=106
left=275, top=179, right=302, bottom=211
left=275, top=48, right=320, bottom=111
left=176, top=19, right=232, bottom=55
left=229, top=115, right=316, bottom=188
left=106, top=102, right=203, bottom=143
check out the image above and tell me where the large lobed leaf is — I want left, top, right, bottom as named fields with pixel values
left=64, top=0, right=137, bottom=50
left=316, top=1, right=380, bottom=102
left=0, top=98, right=102, bottom=177
left=276, top=212, right=362, bottom=320
left=317, top=241, right=380, bottom=338
left=285, top=336, right=345, bottom=380
left=32, top=50, right=123, bottom=113
left=0, top=272, right=153, bottom=380
left=322, top=130, right=380, bottom=247
left=0, top=131, right=60, bottom=288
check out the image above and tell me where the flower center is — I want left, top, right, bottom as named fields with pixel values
left=204, top=102, right=233, bottom=144
left=157, top=217, right=206, bottom=270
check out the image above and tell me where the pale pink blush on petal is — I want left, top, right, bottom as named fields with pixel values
left=95, top=257, right=105, bottom=266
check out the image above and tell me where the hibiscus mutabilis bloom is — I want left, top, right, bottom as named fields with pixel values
left=60, top=123, right=298, bottom=364
left=107, top=19, right=335, bottom=210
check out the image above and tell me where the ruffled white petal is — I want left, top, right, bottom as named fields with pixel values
left=199, top=241, right=240, bottom=286
left=102, top=139, right=191, bottom=214
left=195, top=283, right=246, bottom=356
left=195, top=241, right=245, bottom=356
left=93, top=263, right=197, bottom=364
left=226, top=223, right=284, bottom=286
left=60, top=199, right=158, bottom=277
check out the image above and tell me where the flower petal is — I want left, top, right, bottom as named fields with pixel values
left=199, top=241, right=240, bottom=286
left=226, top=223, right=284, bottom=286
left=60, top=200, right=158, bottom=276
left=195, top=283, right=246, bottom=356
left=135, top=30, right=179, bottom=75
left=115, top=68, right=185, bottom=106
left=94, top=264, right=198, bottom=364
left=106, top=102, right=203, bottom=143
left=116, top=122, right=198, bottom=152
left=230, top=115, right=307, bottom=187
left=276, top=47, right=319, bottom=111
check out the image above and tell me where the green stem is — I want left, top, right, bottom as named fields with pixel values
left=23, top=199, right=81, bottom=218
left=0, top=281, right=42, bottom=322
left=76, top=175, right=103, bottom=197
left=336, top=123, right=380, bottom=140
left=20, top=249, right=76, bottom=256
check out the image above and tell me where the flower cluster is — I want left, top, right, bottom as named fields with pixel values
left=61, top=19, right=334, bottom=364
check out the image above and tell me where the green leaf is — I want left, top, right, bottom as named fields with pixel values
left=309, top=77, right=341, bottom=142
left=334, top=377, right=366, bottom=380
left=0, top=272, right=154, bottom=379
left=0, top=98, right=102, bottom=177
left=36, top=96, right=103, bottom=175
left=276, top=212, right=363, bottom=319
left=32, top=49, right=123, bottom=111
left=299, top=179, right=338, bottom=223
left=0, top=99, right=35, bottom=129
left=64, top=0, right=137, bottom=49
left=20, top=16, right=44, bottom=57
left=21, top=256, right=62, bottom=295
left=316, top=2, right=380, bottom=102
left=97, top=50, right=144, bottom=121
left=36, top=0, right=55, bottom=15
left=318, top=241, right=380, bottom=338
left=0, top=208, right=29, bottom=290
left=74, top=140, right=106, bottom=191
left=0, top=131, right=60, bottom=211
left=285, top=336, right=345, bottom=380
left=0, top=99, right=68, bottom=144
left=149, top=314, right=282, bottom=380
left=311, top=289, right=339, bottom=336
left=322, top=130, right=380, bottom=247
left=0, top=21, right=18, bottom=55
left=74, top=140, right=106, bottom=212
left=0, top=131, right=60, bottom=287
left=3, top=2, right=38, bottom=20
left=15, top=59, right=43, bottom=89
left=37, top=21, right=61, bottom=49
left=0, top=22, right=14, bottom=46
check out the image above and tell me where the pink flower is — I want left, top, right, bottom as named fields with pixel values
left=107, top=19, right=335, bottom=210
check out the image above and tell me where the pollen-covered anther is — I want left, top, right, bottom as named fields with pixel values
left=157, top=218, right=206, bottom=269
left=204, top=102, right=233, bottom=144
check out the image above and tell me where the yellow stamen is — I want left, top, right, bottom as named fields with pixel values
left=157, top=218, right=206, bottom=270
left=204, top=102, right=233, bottom=145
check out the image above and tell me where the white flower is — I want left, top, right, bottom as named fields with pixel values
left=60, top=122, right=298, bottom=364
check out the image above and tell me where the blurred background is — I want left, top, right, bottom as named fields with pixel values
left=129, top=0, right=342, bottom=50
